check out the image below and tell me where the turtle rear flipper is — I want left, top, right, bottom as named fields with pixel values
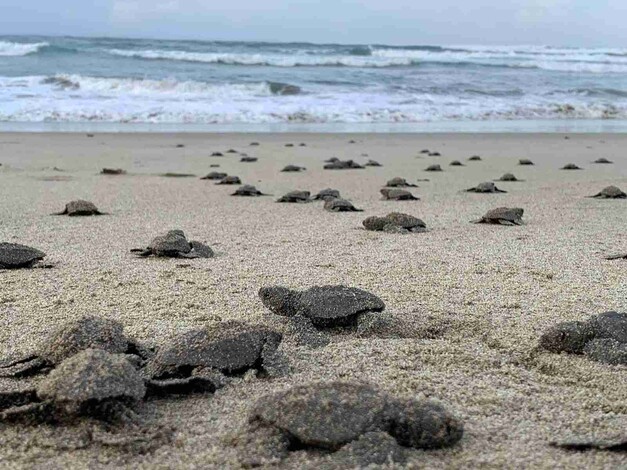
left=144, top=377, right=217, bottom=398
left=550, top=440, right=627, bottom=452
left=0, top=389, right=38, bottom=410
left=286, top=315, right=330, bottom=349
left=0, top=355, right=49, bottom=378
left=0, top=401, right=54, bottom=424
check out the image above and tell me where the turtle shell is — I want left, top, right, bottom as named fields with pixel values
left=298, top=286, right=385, bottom=326
left=0, top=243, right=46, bottom=269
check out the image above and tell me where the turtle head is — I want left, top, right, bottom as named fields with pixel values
left=258, top=286, right=300, bottom=317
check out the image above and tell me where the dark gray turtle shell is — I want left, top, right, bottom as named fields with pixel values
left=281, top=165, right=305, bottom=172
left=365, top=160, right=382, bottom=167
left=240, top=156, right=258, bottom=162
left=217, top=175, right=242, bottom=185
left=449, top=160, right=464, bottom=166
left=54, top=200, right=104, bottom=216
left=386, top=177, right=416, bottom=187
left=497, top=173, right=522, bottom=182
left=519, top=159, right=534, bottom=165
left=468, top=155, right=482, bottom=161
left=593, top=158, right=613, bottom=164
left=591, top=186, right=626, bottom=199
left=324, top=160, right=364, bottom=170
left=561, top=163, right=582, bottom=170
left=473, top=207, right=523, bottom=225
left=324, top=198, right=362, bottom=212
left=380, top=188, right=419, bottom=200
left=363, top=213, right=427, bottom=233
left=132, top=230, right=213, bottom=258
left=232, top=185, right=265, bottom=196
left=313, top=188, right=341, bottom=200
left=424, top=164, right=442, bottom=172
left=466, top=182, right=507, bottom=193
left=589, top=311, right=627, bottom=343
left=277, top=191, right=311, bottom=203
left=201, top=171, right=228, bottom=180
left=101, top=168, right=126, bottom=175
left=0, top=243, right=46, bottom=269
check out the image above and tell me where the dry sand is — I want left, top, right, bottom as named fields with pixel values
left=0, top=132, right=625, bottom=469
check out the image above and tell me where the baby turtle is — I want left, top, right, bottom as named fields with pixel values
left=472, top=207, right=524, bottom=225
left=232, top=185, right=267, bottom=197
left=281, top=165, right=305, bottom=172
left=226, top=149, right=238, bottom=154
left=131, top=230, right=213, bottom=258
left=539, top=311, right=627, bottom=365
left=365, top=159, right=382, bottom=167
left=248, top=381, right=463, bottom=463
left=250, top=142, right=260, bottom=146
left=428, top=152, right=441, bottom=156
left=380, top=188, right=419, bottom=201
left=211, top=152, right=224, bottom=157
left=324, top=157, right=340, bottom=163
left=386, top=177, right=417, bottom=187
left=593, top=158, right=613, bottom=164
left=323, top=198, right=362, bottom=212
left=496, top=173, right=523, bottom=182
left=100, top=168, right=126, bottom=175
left=590, top=186, right=626, bottom=199
left=0, top=243, right=46, bottom=269
left=217, top=175, right=242, bottom=185
left=313, top=188, right=341, bottom=201
left=285, top=143, right=294, bottom=147
left=363, top=213, right=427, bottom=233
left=276, top=191, right=311, bottom=203
left=240, top=156, right=258, bottom=163
left=53, top=200, right=105, bottom=216
left=324, top=160, right=365, bottom=170
left=299, top=143, right=307, bottom=147
left=468, top=155, right=482, bottom=161
left=420, top=149, right=430, bottom=154
left=200, top=171, right=228, bottom=180
left=561, top=163, right=582, bottom=170
left=519, top=159, right=534, bottom=165
left=145, top=321, right=285, bottom=382
left=424, top=164, right=442, bottom=172
left=0, top=316, right=147, bottom=378
left=160, top=172, right=195, bottom=178
left=466, top=182, right=507, bottom=193
left=449, top=160, right=464, bottom=166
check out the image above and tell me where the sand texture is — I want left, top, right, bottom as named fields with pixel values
left=0, top=132, right=626, bottom=469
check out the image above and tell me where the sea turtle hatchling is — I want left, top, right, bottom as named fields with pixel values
left=424, top=164, right=442, bottom=172
left=468, top=155, right=482, bottom=161
left=593, top=158, right=613, bottom=164
left=216, top=175, right=242, bottom=185
left=100, top=168, right=126, bottom=175
left=232, top=185, right=268, bottom=197
left=0, top=316, right=148, bottom=378
left=323, top=198, right=363, bottom=212
left=281, top=165, right=306, bottom=172
left=519, top=159, right=534, bottom=165
left=240, top=156, right=258, bottom=163
left=313, top=188, right=341, bottom=201
left=561, top=163, right=582, bottom=170
left=365, top=159, right=382, bottom=167
left=131, top=230, right=214, bottom=258
left=53, top=200, right=105, bottom=216
left=200, top=171, right=228, bottom=180
left=363, top=213, right=427, bottom=233
left=466, top=182, right=507, bottom=193
left=472, top=207, right=524, bottom=225
left=324, top=160, right=365, bottom=170
left=245, top=381, right=463, bottom=464
left=386, top=177, right=417, bottom=187
left=0, top=243, right=46, bottom=269
left=449, top=160, right=464, bottom=166
left=276, top=190, right=311, bottom=203
left=590, top=186, right=626, bottom=199
left=496, top=173, right=523, bottom=182
left=380, top=188, right=419, bottom=201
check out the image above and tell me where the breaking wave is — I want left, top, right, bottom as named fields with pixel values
left=0, top=41, right=49, bottom=56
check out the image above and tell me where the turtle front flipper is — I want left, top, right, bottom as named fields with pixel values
left=0, top=389, right=38, bottom=411
left=0, top=401, right=55, bottom=424
left=286, top=315, right=330, bottom=349
left=130, top=248, right=152, bottom=257
left=260, top=334, right=289, bottom=377
left=144, top=377, right=217, bottom=398
left=0, top=355, right=49, bottom=378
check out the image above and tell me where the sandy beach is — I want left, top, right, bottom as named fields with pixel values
left=0, top=132, right=625, bottom=469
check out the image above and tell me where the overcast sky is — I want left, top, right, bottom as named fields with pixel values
left=2, top=0, right=626, bottom=47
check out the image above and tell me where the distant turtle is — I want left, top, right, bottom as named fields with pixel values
left=175, top=144, right=185, bottom=148
left=425, top=164, right=442, bottom=172
left=232, top=185, right=267, bottom=197
left=240, top=156, right=258, bottom=162
left=324, top=160, right=365, bottom=170
left=468, top=155, right=482, bottom=161
left=211, top=152, right=224, bottom=157
left=313, top=188, right=341, bottom=201
left=365, top=160, right=382, bottom=167
left=449, top=160, right=464, bottom=166
left=380, top=188, right=419, bottom=201
left=0, top=316, right=147, bottom=378
left=324, top=157, right=340, bottom=163
left=386, top=177, right=417, bottom=187
left=200, top=171, right=228, bottom=180
left=285, top=143, right=294, bottom=148
left=593, top=158, right=613, bottom=164
left=323, top=198, right=362, bottom=212
left=250, top=142, right=260, bottom=146
left=590, top=186, right=626, bottom=199
left=561, top=163, right=582, bottom=170
left=0, top=243, right=46, bottom=269
left=466, top=182, right=507, bottom=193
left=496, top=173, right=523, bottom=182
left=472, top=207, right=524, bottom=225
left=281, top=165, right=305, bottom=172
left=160, top=172, right=195, bottom=178
left=216, top=175, right=242, bottom=185
left=131, top=230, right=214, bottom=258
left=209, top=164, right=220, bottom=168
left=363, top=213, right=427, bottom=233
left=145, top=321, right=286, bottom=382
left=428, top=152, right=441, bottom=157
left=100, top=168, right=126, bottom=175
left=53, top=200, right=105, bottom=216
left=248, top=381, right=463, bottom=463
left=226, top=149, right=238, bottom=154
left=519, top=159, right=534, bottom=165
left=420, top=149, right=430, bottom=154
left=299, top=143, right=307, bottom=147
left=348, top=140, right=357, bottom=144
left=276, top=191, right=311, bottom=203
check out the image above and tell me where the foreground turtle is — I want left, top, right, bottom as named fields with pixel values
left=276, top=191, right=311, bottom=203
left=200, top=171, right=228, bottom=180
left=538, top=311, right=627, bottom=365
left=0, top=243, right=46, bottom=269
left=323, top=198, right=362, bottom=212
left=466, top=182, right=507, bottom=193
left=100, top=168, right=126, bottom=175
left=449, top=160, right=464, bottom=166
left=246, top=381, right=463, bottom=465
left=281, top=165, right=305, bottom=172
left=519, top=159, right=534, bottom=165
left=0, top=316, right=147, bottom=378
left=232, top=185, right=267, bottom=197
left=363, top=213, right=427, bottom=233
left=424, top=164, right=442, bottom=172
left=145, top=321, right=286, bottom=382
left=216, top=175, right=242, bottom=185
left=561, top=163, right=582, bottom=170
left=324, top=160, right=364, bottom=170
left=380, top=188, right=419, bottom=201
left=259, top=285, right=385, bottom=347
left=0, top=349, right=215, bottom=424
left=590, top=186, right=626, bottom=199
left=131, top=230, right=213, bottom=258
left=496, top=173, right=523, bottom=182
left=472, top=207, right=524, bottom=225
left=53, top=200, right=105, bottom=216
left=593, top=158, right=613, bottom=164
left=386, top=177, right=417, bottom=187
left=313, top=188, right=341, bottom=201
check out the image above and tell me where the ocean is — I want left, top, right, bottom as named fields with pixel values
left=2, top=35, right=627, bottom=132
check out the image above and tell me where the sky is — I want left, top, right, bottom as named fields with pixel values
left=1, top=0, right=626, bottom=47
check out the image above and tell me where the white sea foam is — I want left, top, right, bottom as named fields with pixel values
left=0, top=41, right=49, bottom=56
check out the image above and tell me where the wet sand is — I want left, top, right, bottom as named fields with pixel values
left=0, top=132, right=625, bottom=468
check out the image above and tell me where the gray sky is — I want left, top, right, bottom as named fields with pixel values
left=2, top=0, right=626, bottom=47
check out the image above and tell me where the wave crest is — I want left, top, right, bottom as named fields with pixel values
left=0, top=41, right=49, bottom=57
